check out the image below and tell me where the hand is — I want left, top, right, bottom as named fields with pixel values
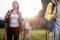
left=51, top=13, right=57, bottom=19
left=5, top=15, right=8, bottom=18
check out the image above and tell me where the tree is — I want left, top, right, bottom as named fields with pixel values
left=42, top=0, right=51, bottom=15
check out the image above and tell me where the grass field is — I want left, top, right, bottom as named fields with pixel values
left=0, top=29, right=49, bottom=40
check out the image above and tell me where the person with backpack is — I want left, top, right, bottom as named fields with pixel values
left=44, top=0, right=56, bottom=40
left=5, top=1, right=22, bottom=40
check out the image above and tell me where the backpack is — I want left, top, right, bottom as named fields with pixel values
left=47, top=2, right=56, bottom=31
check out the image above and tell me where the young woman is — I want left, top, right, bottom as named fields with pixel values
left=5, top=1, right=22, bottom=40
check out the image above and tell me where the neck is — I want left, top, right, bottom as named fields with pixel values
left=12, top=8, right=18, bottom=14
left=13, top=8, right=17, bottom=11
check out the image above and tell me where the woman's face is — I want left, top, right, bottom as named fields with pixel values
left=12, top=1, right=18, bottom=9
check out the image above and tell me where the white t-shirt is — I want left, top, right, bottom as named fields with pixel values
left=9, top=13, right=19, bottom=27
left=23, top=20, right=30, bottom=29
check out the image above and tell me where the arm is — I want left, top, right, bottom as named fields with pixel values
left=19, top=12, right=23, bottom=30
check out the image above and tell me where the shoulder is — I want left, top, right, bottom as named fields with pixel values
left=7, top=9, right=12, bottom=13
left=6, top=9, right=12, bottom=15
left=46, top=2, right=52, bottom=10
left=18, top=11, right=22, bottom=15
left=47, top=2, right=52, bottom=7
left=48, top=2, right=52, bottom=5
left=8, top=9, right=12, bottom=12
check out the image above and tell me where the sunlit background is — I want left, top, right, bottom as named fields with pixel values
left=0, top=0, right=42, bottom=18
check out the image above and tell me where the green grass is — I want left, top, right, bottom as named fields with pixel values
left=0, top=29, right=49, bottom=40
left=30, top=30, right=46, bottom=40
left=0, top=29, right=4, bottom=40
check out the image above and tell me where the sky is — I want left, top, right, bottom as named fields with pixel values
left=0, top=0, right=42, bottom=18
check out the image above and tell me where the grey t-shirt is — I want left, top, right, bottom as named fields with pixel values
left=9, top=13, right=19, bottom=27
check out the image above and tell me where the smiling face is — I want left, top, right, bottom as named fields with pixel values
left=12, top=1, right=18, bottom=9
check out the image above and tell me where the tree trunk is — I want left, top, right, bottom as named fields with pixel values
left=40, top=0, right=51, bottom=17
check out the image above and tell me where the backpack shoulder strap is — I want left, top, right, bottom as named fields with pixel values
left=6, top=10, right=12, bottom=16
left=51, top=2, right=56, bottom=14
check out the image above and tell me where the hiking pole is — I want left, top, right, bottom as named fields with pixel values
left=54, top=24, right=55, bottom=40
left=46, top=27, right=47, bottom=40
left=4, top=23, right=6, bottom=40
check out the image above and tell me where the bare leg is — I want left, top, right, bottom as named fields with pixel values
left=27, top=29, right=30, bottom=40
left=23, top=30, right=26, bottom=40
